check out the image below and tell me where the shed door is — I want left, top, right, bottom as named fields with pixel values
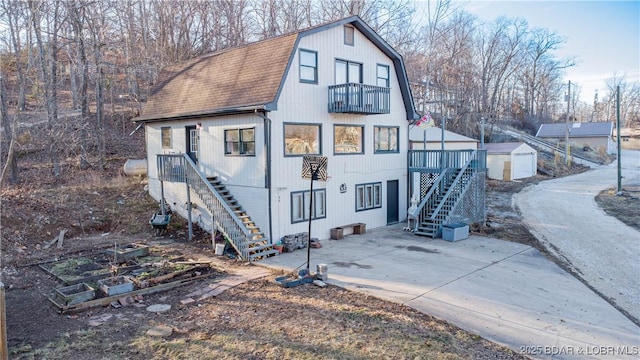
left=513, top=153, right=534, bottom=179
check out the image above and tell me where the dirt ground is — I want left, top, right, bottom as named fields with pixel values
left=1, top=175, right=528, bottom=360
left=1, top=113, right=637, bottom=359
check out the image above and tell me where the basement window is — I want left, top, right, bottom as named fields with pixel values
left=356, top=182, right=382, bottom=211
left=291, top=189, right=326, bottom=223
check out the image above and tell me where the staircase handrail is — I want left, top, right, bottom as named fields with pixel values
left=413, top=170, right=448, bottom=226
left=430, top=150, right=477, bottom=220
left=157, top=154, right=254, bottom=260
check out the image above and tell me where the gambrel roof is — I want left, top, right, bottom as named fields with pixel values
left=135, top=16, right=418, bottom=123
left=536, top=122, right=614, bottom=138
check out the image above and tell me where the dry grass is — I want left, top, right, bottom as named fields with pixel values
left=11, top=279, right=524, bottom=360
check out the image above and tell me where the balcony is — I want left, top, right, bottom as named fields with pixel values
left=328, top=83, right=390, bottom=115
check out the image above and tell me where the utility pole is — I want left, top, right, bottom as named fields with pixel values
left=565, top=80, right=571, bottom=164
left=617, top=85, right=622, bottom=194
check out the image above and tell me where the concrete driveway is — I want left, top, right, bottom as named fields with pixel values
left=260, top=225, right=639, bottom=359
left=514, top=149, right=640, bottom=323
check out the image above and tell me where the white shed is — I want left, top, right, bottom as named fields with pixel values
left=409, top=126, right=478, bottom=150
left=485, top=142, right=537, bottom=180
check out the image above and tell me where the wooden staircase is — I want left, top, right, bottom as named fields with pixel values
left=156, top=154, right=278, bottom=262
left=413, top=169, right=460, bottom=237
left=411, top=155, right=479, bottom=238
left=206, top=176, right=278, bottom=261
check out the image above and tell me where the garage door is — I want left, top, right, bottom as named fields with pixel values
left=513, top=153, right=534, bottom=179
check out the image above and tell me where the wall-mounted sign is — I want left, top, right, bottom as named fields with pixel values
left=339, top=183, right=347, bottom=193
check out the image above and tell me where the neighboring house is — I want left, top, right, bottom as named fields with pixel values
left=485, top=142, right=537, bottom=181
left=536, top=122, right=616, bottom=154
left=134, top=16, right=419, bottom=260
left=409, top=126, right=478, bottom=150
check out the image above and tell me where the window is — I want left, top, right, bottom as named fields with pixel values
left=299, top=49, right=317, bottom=83
left=335, top=59, right=362, bottom=84
left=344, top=25, right=354, bottom=46
left=284, top=123, right=321, bottom=156
left=377, top=64, right=390, bottom=87
left=356, top=182, right=382, bottom=211
left=189, top=129, right=199, bottom=159
left=334, top=125, right=363, bottom=154
left=374, top=126, right=399, bottom=153
left=225, top=128, right=255, bottom=156
left=161, top=127, right=172, bottom=149
left=291, top=189, right=326, bottom=223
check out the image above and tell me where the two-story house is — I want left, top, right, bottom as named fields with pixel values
left=134, top=16, right=420, bottom=261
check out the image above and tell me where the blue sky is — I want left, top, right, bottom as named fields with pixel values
left=455, top=0, right=640, bottom=102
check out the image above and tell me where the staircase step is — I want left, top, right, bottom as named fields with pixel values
left=248, top=249, right=280, bottom=260
left=413, top=230, right=437, bottom=237
left=246, top=238, right=268, bottom=246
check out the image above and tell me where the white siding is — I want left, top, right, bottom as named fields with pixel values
left=486, top=154, right=510, bottom=180
left=268, top=24, right=408, bottom=241
left=145, top=115, right=271, bottom=237
left=144, top=23, right=412, bottom=243
left=486, top=144, right=537, bottom=180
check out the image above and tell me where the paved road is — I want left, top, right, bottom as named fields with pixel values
left=514, top=149, right=640, bottom=323
left=260, top=226, right=639, bottom=359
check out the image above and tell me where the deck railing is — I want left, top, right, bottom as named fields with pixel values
left=408, top=149, right=486, bottom=171
left=328, top=83, right=390, bottom=114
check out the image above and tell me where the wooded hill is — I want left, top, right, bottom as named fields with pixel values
left=1, top=0, right=638, bottom=185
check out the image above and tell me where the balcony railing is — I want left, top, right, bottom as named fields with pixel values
left=328, top=83, right=390, bottom=115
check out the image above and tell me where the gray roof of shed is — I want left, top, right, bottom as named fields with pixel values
left=536, top=122, right=613, bottom=138
left=484, top=142, right=536, bottom=155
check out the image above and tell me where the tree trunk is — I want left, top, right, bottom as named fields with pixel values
left=0, top=72, right=19, bottom=187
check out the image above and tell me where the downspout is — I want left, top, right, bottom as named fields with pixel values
left=255, top=110, right=273, bottom=244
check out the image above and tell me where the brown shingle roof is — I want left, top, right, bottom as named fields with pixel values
left=137, top=33, right=298, bottom=121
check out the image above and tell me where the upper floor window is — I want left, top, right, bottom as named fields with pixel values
left=335, top=59, right=362, bottom=84
left=374, top=126, right=399, bottom=153
left=377, top=64, right=390, bottom=87
left=284, top=123, right=321, bottom=156
left=344, top=25, right=354, bottom=46
left=299, top=49, right=317, bottom=84
left=225, top=128, right=255, bottom=156
left=334, top=125, right=364, bottom=154
left=161, top=127, right=172, bottom=149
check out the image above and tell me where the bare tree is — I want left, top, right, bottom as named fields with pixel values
left=603, top=74, right=640, bottom=127
left=0, top=0, right=31, bottom=185
left=0, top=68, right=19, bottom=186
left=29, top=0, right=62, bottom=176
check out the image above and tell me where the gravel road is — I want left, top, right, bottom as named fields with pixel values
left=514, top=149, right=640, bottom=324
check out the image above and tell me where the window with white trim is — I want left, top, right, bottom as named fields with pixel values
left=225, top=128, right=255, bottom=156
left=291, top=189, right=326, bottom=223
left=356, top=182, right=382, bottom=211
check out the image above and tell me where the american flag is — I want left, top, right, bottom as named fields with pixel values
left=416, top=112, right=434, bottom=129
